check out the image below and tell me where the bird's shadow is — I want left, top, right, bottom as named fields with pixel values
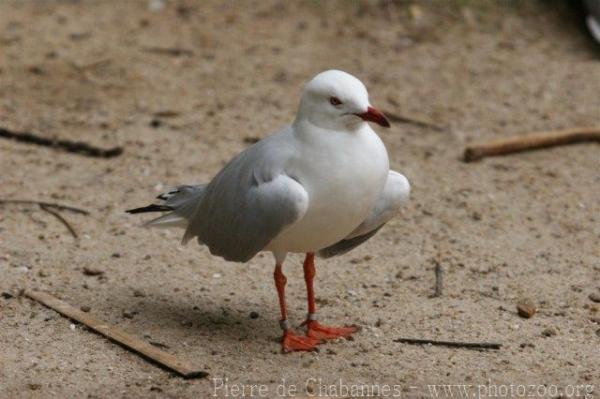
left=106, top=285, right=279, bottom=348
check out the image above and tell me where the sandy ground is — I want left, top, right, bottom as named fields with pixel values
left=1, top=1, right=599, bottom=398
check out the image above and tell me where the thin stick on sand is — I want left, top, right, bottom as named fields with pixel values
left=0, top=127, right=123, bottom=158
left=0, top=199, right=89, bottom=239
left=40, top=204, right=79, bottom=238
left=394, top=338, right=501, bottom=350
left=0, top=199, right=90, bottom=215
left=463, top=127, right=600, bottom=162
left=25, top=290, right=208, bottom=379
left=433, top=261, right=443, bottom=298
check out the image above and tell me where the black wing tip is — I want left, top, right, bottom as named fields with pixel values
left=156, top=190, right=180, bottom=200
left=125, top=204, right=173, bottom=214
left=318, top=225, right=385, bottom=259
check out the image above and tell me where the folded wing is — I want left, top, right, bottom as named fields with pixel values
left=183, top=132, right=309, bottom=263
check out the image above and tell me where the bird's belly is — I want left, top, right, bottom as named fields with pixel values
left=267, top=137, right=388, bottom=253
left=269, top=195, right=374, bottom=253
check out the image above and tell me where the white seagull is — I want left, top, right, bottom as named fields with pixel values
left=127, top=70, right=411, bottom=352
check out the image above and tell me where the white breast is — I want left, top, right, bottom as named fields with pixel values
left=266, top=125, right=389, bottom=253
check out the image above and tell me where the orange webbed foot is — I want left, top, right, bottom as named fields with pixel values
left=282, top=330, right=321, bottom=353
left=303, top=320, right=357, bottom=340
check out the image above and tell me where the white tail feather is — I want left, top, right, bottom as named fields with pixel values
left=136, top=184, right=207, bottom=230
left=145, top=212, right=187, bottom=228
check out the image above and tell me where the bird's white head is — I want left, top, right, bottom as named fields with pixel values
left=294, top=70, right=390, bottom=131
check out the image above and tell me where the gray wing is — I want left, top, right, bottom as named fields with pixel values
left=183, top=128, right=309, bottom=263
left=319, top=170, right=410, bottom=258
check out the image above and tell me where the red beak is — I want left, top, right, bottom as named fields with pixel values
left=355, top=106, right=391, bottom=128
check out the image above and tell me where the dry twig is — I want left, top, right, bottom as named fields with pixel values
left=463, top=127, right=600, bottom=162
left=0, top=127, right=123, bottom=158
left=142, top=46, right=194, bottom=57
left=0, top=199, right=89, bottom=215
left=40, top=204, right=78, bottom=238
left=433, top=261, right=443, bottom=298
left=0, top=199, right=88, bottom=239
left=394, top=338, right=501, bottom=350
left=25, top=290, right=207, bottom=379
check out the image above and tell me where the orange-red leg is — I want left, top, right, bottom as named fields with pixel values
left=274, top=264, right=320, bottom=352
left=302, top=253, right=356, bottom=340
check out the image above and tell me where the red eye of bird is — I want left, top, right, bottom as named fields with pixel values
left=329, top=96, right=342, bottom=106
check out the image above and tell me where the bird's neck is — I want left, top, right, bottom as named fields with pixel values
left=292, top=115, right=364, bottom=137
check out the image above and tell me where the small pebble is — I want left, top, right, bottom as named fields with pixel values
left=315, top=297, right=330, bottom=306
left=302, top=360, right=313, bottom=368
left=588, top=293, right=600, bottom=303
left=133, top=289, right=146, bottom=298
left=83, top=267, right=104, bottom=276
left=596, top=329, right=600, bottom=338
left=28, top=66, right=44, bottom=75
left=122, top=310, right=135, bottom=319
left=243, top=136, right=260, bottom=144
left=80, top=305, right=91, bottom=312
left=516, top=302, right=536, bottom=319
left=69, top=324, right=76, bottom=331
left=249, top=311, right=259, bottom=319
left=541, top=327, right=556, bottom=337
